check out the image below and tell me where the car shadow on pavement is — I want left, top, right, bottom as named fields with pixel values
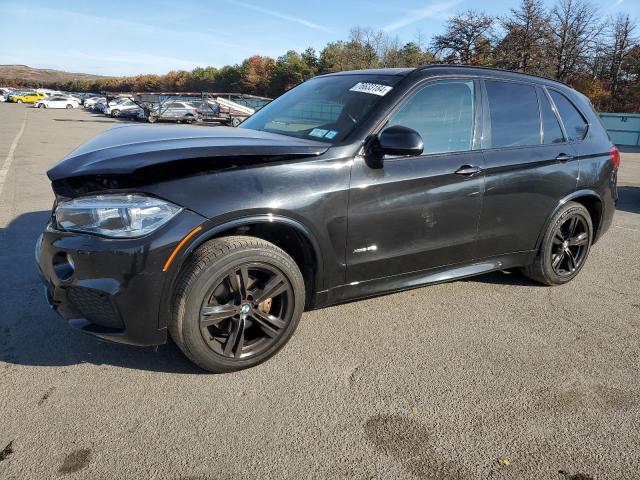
left=0, top=211, right=204, bottom=374
left=616, top=186, right=640, bottom=214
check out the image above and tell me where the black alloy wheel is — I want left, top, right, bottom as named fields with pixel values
left=522, top=201, right=593, bottom=285
left=199, top=262, right=294, bottom=359
left=170, top=236, right=305, bottom=372
left=550, top=214, right=589, bottom=276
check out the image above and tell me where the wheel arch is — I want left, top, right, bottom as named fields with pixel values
left=535, top=189, right=603, bottom=250
left=158, top=215, right=324, bottom=330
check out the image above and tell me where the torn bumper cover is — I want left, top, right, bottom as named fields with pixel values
left=36, top=209, right=206, bottom=346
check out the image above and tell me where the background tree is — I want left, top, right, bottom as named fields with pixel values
left=432, top=10, right=495, bottom=65
left=494, top=0, right=552, bottom=74
left=548, top=0, right=604, bottom=82
left=607, top=14, right=637, bottom=101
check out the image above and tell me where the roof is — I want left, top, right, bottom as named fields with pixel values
left=317, top=65, right=567, bottom=88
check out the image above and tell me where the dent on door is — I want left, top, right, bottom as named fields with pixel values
left=346, top=151, right=485, bottom=283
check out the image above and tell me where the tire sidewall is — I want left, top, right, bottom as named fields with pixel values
left=178, top=246, right=305, bottom=372
left=540, top=203, right=593, bottom=284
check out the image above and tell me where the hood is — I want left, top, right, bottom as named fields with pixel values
left=47, top=124, right=329, bottom=181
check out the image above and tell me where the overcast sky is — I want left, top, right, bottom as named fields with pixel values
left=0, top=0, right=636, bottom=76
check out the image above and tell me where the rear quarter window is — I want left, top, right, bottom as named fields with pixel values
left=548, top=90, right=589, bottom=142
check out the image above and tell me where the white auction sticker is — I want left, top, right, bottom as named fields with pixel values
left=349, top=82, right=393, bottom=96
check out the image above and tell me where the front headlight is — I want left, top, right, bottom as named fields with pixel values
left=55, top=194, right=182, bottom=238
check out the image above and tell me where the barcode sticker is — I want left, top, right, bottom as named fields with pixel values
left=349, top=82, right=393, bottom=96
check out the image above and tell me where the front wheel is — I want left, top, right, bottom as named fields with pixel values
left=16, top=99, right=23, bottom=104
left=522, top=201, right=593, bottom=285
left=38, top=103, right=45, bottom=109
left=111, top=109, right=120, bottom=117
left=66, top=104, right=73, bottom=109
left=170, top=236, right=305, bottom=373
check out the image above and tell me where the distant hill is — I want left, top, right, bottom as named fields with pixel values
left=0, top=65, right=111, bottom=84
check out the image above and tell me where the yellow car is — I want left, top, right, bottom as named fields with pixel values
left=11, top=92, right=46, bottom=104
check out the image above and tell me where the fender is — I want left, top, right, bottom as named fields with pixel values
left=534, top=189, right=603, bottom=251
left=156, top=213, right=325, bottom=330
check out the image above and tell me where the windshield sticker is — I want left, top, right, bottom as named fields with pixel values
left=349, top=82, right=393, bottom=96
left=324, top=130, right=338, bottom=139
left=309, top=128, right=328, bottom=138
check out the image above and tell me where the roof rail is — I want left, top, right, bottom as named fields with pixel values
left=413, top=64, right=567, bottom=86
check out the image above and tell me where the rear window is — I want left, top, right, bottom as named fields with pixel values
left=549, top=90, right=589, bottom=142
left=486, top=81, right=540, bottom=148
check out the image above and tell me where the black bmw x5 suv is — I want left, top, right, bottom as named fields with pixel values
left=37, top=66, right=619, bottom=372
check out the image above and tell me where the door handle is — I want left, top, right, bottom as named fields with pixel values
left=556, top=153, right=573, bottom=162
left=454, top=165, right=482, bottom=176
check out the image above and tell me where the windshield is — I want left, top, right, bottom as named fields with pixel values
left=240, top=74, right=402, bottom=144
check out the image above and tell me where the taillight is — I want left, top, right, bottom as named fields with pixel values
left=610, top=146, right=620, bottom=170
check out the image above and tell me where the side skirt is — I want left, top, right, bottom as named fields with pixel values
left=311, top=250, right=536, bottom=309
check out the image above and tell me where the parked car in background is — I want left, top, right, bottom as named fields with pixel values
left=84, top=96, right=106, bottom=109
left=106, top=98, right=140, bottom=117
left=10, top=91, right=45, bottom=103
left=0, top=94, right=5, bottom=102
left=34, top=95, right=80, bottom=109
left=94, top=98, right=108, bottom=113
left=144, top=101, right=199, bottom=123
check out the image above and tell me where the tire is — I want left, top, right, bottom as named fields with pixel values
left=111, top=109, right=120, bottom=117
left=170, top=236, right=305, bottom=373
left=147, top=115, right=157, bottom=124
left=66, top=104, right=73, bottom=109
left=522, top=201, right=593, bottom=285
left=231, top=117, right=243, bottom=127
left=16, top=99, right=22, bottom=104
left=38, top=103, right=45, bottom=109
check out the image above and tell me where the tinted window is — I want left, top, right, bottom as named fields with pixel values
left=486, top=81, right=540, bottom=148
left=549, top=90, right=588, bottom=141
left=539, top=90, right=564, bottom=144
left=387, top=80, right=474, bottom=155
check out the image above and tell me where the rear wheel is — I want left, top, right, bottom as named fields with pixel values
left=522, top=201, right=592, bottom=285
left=231, top=116, right=243, bottom=127
left=111, top=109, right=120, bottom=117
left=38, top=103, right=45, bottom=109
left=66, top=104, right=73, bottom=109
left=16, top=99, right=23, bottom=104
left=170, top=236, right=305, bottom=373
left=147, top=115, right=157, bottom=123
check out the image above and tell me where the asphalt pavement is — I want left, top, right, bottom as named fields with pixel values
left=0, top=103, right=639, bottom=479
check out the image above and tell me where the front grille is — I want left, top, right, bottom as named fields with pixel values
left=66, top=287, right=123, bottom=329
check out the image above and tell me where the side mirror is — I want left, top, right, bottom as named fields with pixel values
left=379, top=125, right=424, bottom=157
left=365, top=125, right=423, bottom=168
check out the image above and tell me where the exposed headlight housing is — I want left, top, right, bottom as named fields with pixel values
left=55, top=194, right=182, bottom=238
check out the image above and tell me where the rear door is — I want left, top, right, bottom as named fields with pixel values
left=476, top=79, right=579, bottom=258
left=346, top=79, right=485, bottom=283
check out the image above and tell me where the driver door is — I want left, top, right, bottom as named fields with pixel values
left=346, top=79, right=485, bottom=283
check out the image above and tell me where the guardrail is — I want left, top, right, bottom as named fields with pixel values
left=599, top=112, right=640, bottom=147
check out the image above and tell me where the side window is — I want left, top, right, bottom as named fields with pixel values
left=387, top=80, right=474, bottom=155
left=539, top=90, right=565, bottom=144
left=549, top=90, right=588, bottom=142
left=485, top=80, right=540, bottom=148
